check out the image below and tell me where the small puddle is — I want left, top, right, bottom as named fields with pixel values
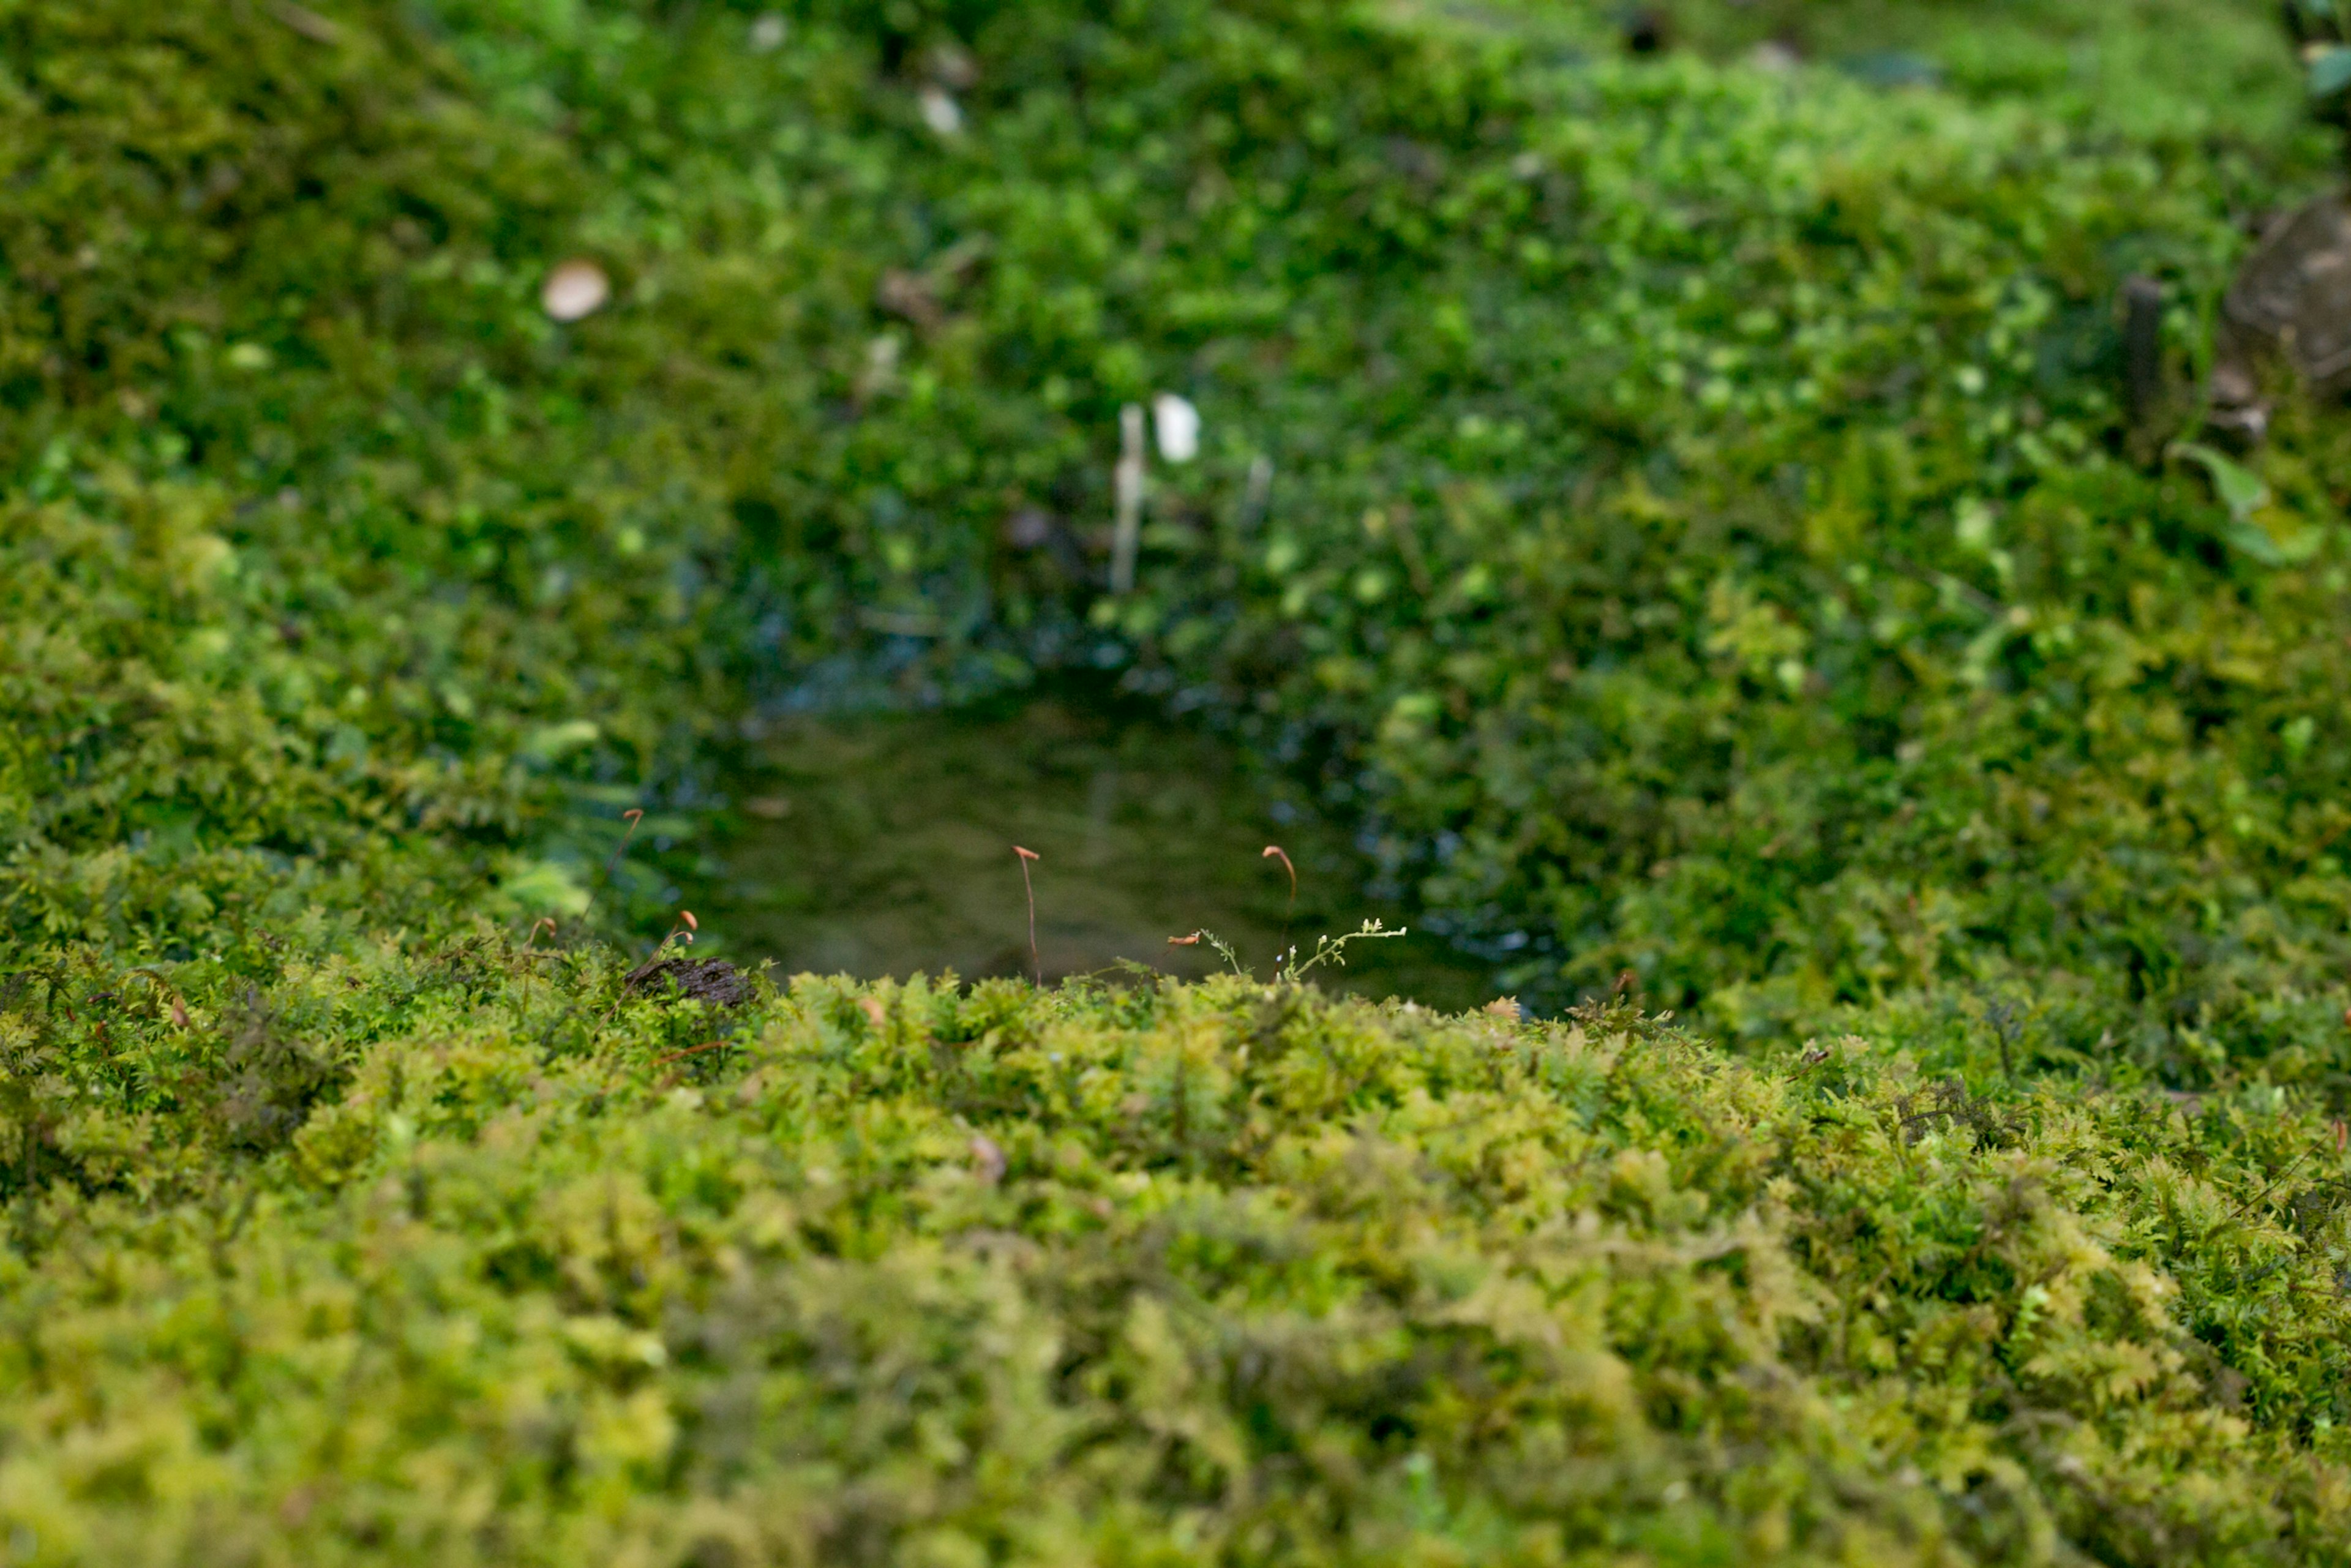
left=705, top=696, right=1499, bottom=1011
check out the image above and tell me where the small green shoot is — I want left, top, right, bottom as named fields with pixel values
left=1281, top=919, right=1407, bottom=982
left=517, top=916, right=557, bottom=1022
left=2170, top=440, right=2270, bottom=524
left=1169, top=929, right=1248, bottom=975
left=1171, top=920, right=1406, bottom=983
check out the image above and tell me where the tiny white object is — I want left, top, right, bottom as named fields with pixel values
left=855, top=334, right=902, bottom=403
left=541, top=258, right=610, bottom=323
left=1152, top=393, right=1200, bottom=463
left=919, top=87, right=964, bottom=136
left=748, top=13, right=787, bottom=51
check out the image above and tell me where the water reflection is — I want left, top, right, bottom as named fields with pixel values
left=707, top=698, right=1497, bottom=1011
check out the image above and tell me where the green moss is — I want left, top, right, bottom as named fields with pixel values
left=2, top=955, right=2348, bottom=1563
left=9, top=0, right=2351, bottom=1553
left=12, top=0, right=2351, bottom=1082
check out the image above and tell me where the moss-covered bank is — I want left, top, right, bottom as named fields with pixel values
left=4, top=956, right=2349, bottom=1564
left=10, top=0, right=2351, bottom=1557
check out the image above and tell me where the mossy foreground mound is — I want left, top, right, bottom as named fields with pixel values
left=3, top=958, right=2349, bottom=1566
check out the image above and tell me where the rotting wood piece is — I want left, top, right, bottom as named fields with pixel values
left=623, top=958, right=754, bottom=1007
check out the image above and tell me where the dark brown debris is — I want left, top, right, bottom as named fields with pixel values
left=876, top=269, right=944, bottom=331
left=624, top=958, right=755, bottom=1007
left=2209, top=192, right=2351, bottom=444
left=2121, top=275, right=2165, bottom=429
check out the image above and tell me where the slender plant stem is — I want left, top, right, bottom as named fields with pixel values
left=1110, top=405, right=1146, bottom=594
left=1014, top=846, right=1042, bottom=986
left=1262, top=844, right=1296, bottom=952
left=602, top=808, right=645, bottom=884
left=575, top=808, right=647, bottom=931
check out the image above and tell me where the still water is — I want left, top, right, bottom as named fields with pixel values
left=705, top=698, right=1498, bottom=1011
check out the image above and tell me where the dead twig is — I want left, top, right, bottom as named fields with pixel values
left=651, top=1038, right=729, bottom=1069
left=2227, top=1146, right=2317, bottom=1224
left=269, top=1, right=342, bottom=43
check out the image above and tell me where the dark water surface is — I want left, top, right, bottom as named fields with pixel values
left=704, top=699, right=1499, bottom=1011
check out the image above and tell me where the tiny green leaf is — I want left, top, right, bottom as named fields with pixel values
left=522, top=719, right=601, bottom=766
left=2170, top=441, right=2271, bottom=524
left=500, top=859, right=592, bottom=917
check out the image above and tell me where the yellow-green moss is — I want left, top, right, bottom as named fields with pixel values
left=4, top=956, right=2349, bottom=1564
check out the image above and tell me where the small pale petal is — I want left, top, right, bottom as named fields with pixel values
left=542, top=258, right=610, bottom=323
left=919, top=88, right=964, bottom=136
left=1152, top=393, right=1201, bottom=463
